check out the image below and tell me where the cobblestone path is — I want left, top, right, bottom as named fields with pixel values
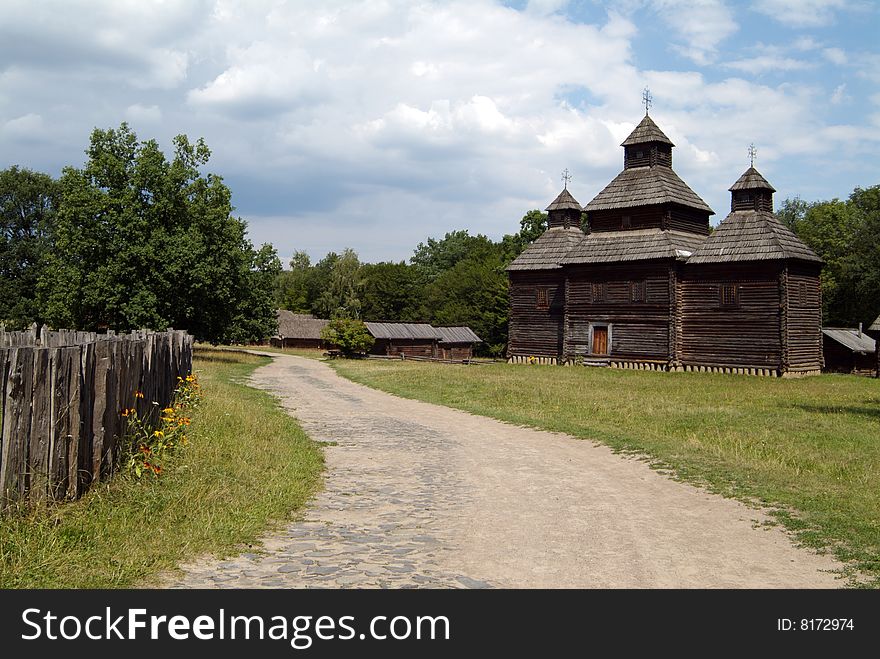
left=165, top=354, right=841, bottom=588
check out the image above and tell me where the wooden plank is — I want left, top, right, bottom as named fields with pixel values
left=28, top=349, right=51, bottom=505
left=0, top=348, right=33, bottom=508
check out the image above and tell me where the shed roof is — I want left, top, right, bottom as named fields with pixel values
left=435, top=326, right=482, bottom=344
left=729, top=166, right=776, bottom=192
left=560, top=229, right=706, bottom=264
left=686, top=210, right=822, bottom=264
left=276, top=310, right=328, bottom=339
left=506, top=226, right=585, bottom=271
left=869, top=315, right=880, bottom=333
left=545, top=187, right=582, bottom=211
left=822, top=328, right=876, bottom=354
left=364, top=322, right=441, bottom=340
left=621, top=115, right=674, bottom=147
left=583, top=165, right=713, bottom=214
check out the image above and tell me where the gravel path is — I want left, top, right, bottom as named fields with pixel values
left=165, top=354, right=842, bottom=588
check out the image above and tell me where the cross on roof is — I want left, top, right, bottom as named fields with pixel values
left=642, top=87, right=652, bottom=115
left=561, top=168, right=572, bottom=189
left=748, top=143, right=757, bottom=168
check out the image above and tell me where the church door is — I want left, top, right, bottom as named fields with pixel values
left=592, top=326, right=608, bottom=355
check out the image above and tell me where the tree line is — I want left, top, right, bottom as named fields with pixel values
left=0, top=124, right=279, bottom=344
left=275, top=211, right=548, bottom=356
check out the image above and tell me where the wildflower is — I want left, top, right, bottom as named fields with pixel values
left=121, top=409, right=130, bottom=417
left=162, top=407, right=175, bottom=415
left=135, top=391, right=144, bottom=399
left=153, top=430, right=165, bottom=438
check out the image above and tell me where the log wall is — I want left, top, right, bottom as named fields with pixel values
left=785, top=263, right=823, bottom=371
left=679, top=263, right=783, bottom=369
left=0, top=328, right=193, bottom=510
left=508, top=271, right=565, bottom=358
left=564, top=263, right=672, bottom=360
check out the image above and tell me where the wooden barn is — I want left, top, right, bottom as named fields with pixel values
left=506, top=110, right=823, bottom=376
left=435, top=326, right=482, bottom=360
left=822, top=328, right=876, bottom=374
left=271, top=310, right=328, bottom=349
left=365, top=322, right=441, bottom=358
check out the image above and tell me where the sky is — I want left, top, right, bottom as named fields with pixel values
left=1, top=0, right=878, bottom=265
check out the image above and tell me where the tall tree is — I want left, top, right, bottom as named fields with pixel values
left=0, top=166, right=57, bottom=328
left=315, top=248, right=363, bottom=318
left=40, top=123, right=277, bottom=343
left=360, top=261, right=421, bottom=322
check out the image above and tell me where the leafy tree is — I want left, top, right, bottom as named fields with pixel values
left=0, top=166, right=57, bottom=328
left=411, top=230, right=497, bottom=282
left=360, top=261, right=421, bottom=321
left=40, top=123, right=277, bottom=343
left=848, top=185, right=880, bottom=326
left=776, top=196, right=809, bottom=232
left=315, top=248, right=363, bottom=318
left=320, top=317, right=374, bottom=356
left=499, top=210, right=548, bottom=263
left=276, top=250, right=318, bottom=313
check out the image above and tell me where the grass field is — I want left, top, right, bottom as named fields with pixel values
left=0, top=349, right=323, bottom=588
left=332, top=359, right=880, bottom=586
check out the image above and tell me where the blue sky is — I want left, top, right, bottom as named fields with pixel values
left=1, top=0, right=878, bottom=264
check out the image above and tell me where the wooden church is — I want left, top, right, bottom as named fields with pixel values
left=507, top=109, right=823, bottom=376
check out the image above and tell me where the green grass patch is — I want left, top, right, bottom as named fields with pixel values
left=331, top=359, right=880, bottom=586
left=0, top=348, right=323, bottom=588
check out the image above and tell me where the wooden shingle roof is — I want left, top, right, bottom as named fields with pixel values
left=506, top=226, right=585, bottom=271
left=621, top=115, right=674, bottom=146
left=869, top=315, right=880, bottom=333
left=560, top=229, right=706, bottom=264
left=545, top=188, right=582, bottom=211
left=686, top=211, right=822, bottom=264
left=583, top=166, right=713, bottom=214
left=729, top=166, right=776, bottom=192
left=275, top=310, right=328, bottom=339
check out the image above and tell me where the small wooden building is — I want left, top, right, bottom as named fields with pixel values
left=271, top=310, right=328, bottom=349
left=868, top=315, right=880, bottom=377
left=822, top=328, right=877, bottom=374
left=436, top=326, right=482, bottom=360
left=365, top=322, right=442, bottom=357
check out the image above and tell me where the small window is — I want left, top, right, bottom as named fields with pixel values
left=799, top=282, right=807, bottom=306
left=630, top=280, right=646, bottom=303
left=636, top=150, right=644, bottom=159
left=536, top=286, right=550, bottom=310
left=591, top=282, right=606, bottom=303
left=719, top=283, right=738, bottom=307
left=621, top=215, right=631, bottom=229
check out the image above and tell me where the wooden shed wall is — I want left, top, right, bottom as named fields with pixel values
left=440, top=345, right=474, bottom=360
left=784, top=264, right=823, bottom=370
left=564, top=263, right=672, bottom=360
left=371, top=338, right=437, bottom=358
left=822, top=337, right=875, bottom=373
left=679, top=263, right=782, bottom=368
left=508, top=271, right=565, bottom=357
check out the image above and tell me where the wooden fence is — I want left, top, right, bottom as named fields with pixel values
left=0, top=327, right=193, bottom=510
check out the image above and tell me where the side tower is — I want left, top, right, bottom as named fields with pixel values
left=681, top=164, right=823, bottom=375
left=506, top=186, right=585, bottom=363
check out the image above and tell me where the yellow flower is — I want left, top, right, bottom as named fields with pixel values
left=162, top=407, right=175, bottom=415
left=153, top=430, right=165, bottom=438
left=135, top=391, right=145, bottom=399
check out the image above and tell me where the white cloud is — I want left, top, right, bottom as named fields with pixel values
left=726, top=55, right=813, bottom=74
left=751, top=0, right=849, bottom=28
left=2, top=113, right=43, bottom=139
left=822, top=47, right=847, bottom=65
left=125, top=104, right=162, bottom=123
left=830, top=84, right=849, bottom=104
left=651, top=0, right=738, bottom=65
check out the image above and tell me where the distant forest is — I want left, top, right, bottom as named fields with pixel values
left=2, top=123, right=878, bottom=352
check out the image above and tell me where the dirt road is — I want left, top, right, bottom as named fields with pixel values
left=166, top=354, right=841, bottom=588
